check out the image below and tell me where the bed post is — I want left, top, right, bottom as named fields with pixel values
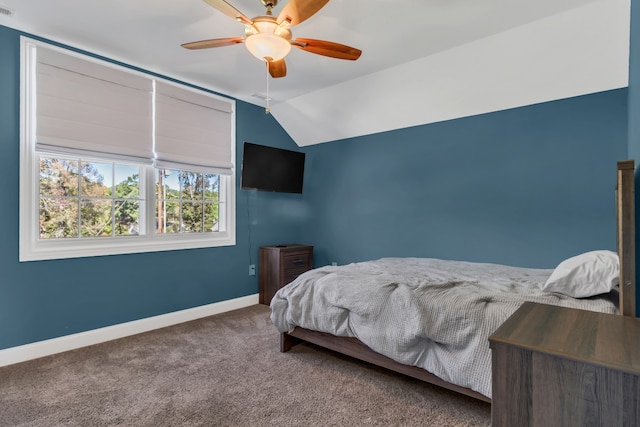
left=280, top=332, right=303, bottom=352
left=616, top=160, right=636, bottom=316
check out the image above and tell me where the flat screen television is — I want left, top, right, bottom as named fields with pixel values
left=240, top=142, right=305, bottom=194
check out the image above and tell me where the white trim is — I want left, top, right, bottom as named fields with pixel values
left=0, top=294, right=259, bottom=368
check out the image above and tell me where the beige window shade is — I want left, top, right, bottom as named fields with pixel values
left=154, top=81, right=233, bottom=175
left=35, top=46, right=153, bottom=163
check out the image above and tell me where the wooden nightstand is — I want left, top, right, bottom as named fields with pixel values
left=489, top=302, right=640, bottom=426
left=259, top=244, right=313, bottom=305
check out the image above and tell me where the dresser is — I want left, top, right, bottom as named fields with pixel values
left=259, top=244, right=313, bottom=305
left=489, top=302, right=640, bottom=426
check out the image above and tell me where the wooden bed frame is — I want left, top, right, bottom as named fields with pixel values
left=279, top=160, right=637, bottom=403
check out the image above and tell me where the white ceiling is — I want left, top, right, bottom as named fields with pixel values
left=0, top=0, right=630, bottom=146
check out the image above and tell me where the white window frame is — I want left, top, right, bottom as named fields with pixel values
left=19, top=37, right=236, bottom=261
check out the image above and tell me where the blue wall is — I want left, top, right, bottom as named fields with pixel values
left=630, top=0, right=640, bottom=315
left=630, top=0, right=640, bottom=162
left=0, top=25, right=306, bottom=350
left=301, top=90, right=628, bottom=269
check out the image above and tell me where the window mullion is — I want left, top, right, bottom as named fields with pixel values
left=111, top=162, right=115, bottom=237
left=76, top=158, right=81, bottom=238
left=179, top=172, right=184, bottom=233
left=143, top=164, right=156, bottom=237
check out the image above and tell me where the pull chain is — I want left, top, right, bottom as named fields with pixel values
left=265, top=61, right=271, bottom=114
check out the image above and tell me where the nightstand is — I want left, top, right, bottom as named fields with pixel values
left=259, top=244, right=313, bottom=305
left=489, top=302, right=640, bottom=426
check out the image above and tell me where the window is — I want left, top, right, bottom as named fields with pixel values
left=155, top=169, right=224, bottom=234
left=20, top=38, right=236, bottom=261
left=39, top=157, right=143, bottom=239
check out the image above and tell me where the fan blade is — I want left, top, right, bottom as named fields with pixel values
left=202, top=0, right=253, bottom=26
left=181, top=37, right=244, bottom=50
left=268, top=59, right=287, bottom=78
left=292, top=38, right=362, bottom=60
left=277, top=0, right=330, bottom=26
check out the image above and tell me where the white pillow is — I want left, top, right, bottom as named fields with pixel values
left=542, top=250, right=619, bottom=298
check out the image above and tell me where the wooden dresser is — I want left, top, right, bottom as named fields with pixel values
left=259, top=244, right=313, bottom=305
left=489, top=302, right=640, bottom=426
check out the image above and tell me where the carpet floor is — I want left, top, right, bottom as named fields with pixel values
left=0, top=304, right=491, bottom=426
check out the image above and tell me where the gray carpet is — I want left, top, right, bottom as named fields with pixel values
left=0, top=304, right=491, bottom=426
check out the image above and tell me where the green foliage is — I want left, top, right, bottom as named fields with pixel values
left=39, top=160, right=221, bottom=238
left=156, top=170, right=219, bottom=233
left=39, top=158, right=141, bottom=239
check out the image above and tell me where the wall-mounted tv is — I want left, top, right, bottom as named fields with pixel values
left=240, top=142, right=305, bottom=194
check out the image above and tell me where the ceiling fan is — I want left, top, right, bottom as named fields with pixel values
left=182, top=0, right=362, bottom=78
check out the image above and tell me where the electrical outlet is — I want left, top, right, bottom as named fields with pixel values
left=249, top=264, right=256, bottom=276
left=331, top=262, right=337, bottom=266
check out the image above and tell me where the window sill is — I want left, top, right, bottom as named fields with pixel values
left=19, top=232, right=236, bottom=262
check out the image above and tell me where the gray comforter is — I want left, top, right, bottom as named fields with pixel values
left=270, top=257, right=618, bottom=398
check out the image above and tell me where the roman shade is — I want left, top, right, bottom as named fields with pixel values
left=34, top=46, right=153, bottom=163
left=154, top=81, right=234, bottom=175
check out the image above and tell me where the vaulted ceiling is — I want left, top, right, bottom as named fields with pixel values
left=0, top=0, right=630, bottom=146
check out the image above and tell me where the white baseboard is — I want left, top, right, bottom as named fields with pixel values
left=0, top=294, right=259, bottom=368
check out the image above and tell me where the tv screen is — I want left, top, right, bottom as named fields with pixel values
left=241, top=142, right=305, bottom=194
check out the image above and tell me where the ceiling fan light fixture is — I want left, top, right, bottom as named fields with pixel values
left=245, top=33, right=291, bottom=62
left=244, top=18, right=292, bottom=62
left=183, top=0, right=362, bottom=76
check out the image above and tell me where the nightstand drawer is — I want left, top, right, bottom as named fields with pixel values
left=282, top=252, right=312, bottom=272
left=283, top=270, right=306, bottom=286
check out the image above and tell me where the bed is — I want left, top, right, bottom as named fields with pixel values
left=270, top=160, right=637, bottom=402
